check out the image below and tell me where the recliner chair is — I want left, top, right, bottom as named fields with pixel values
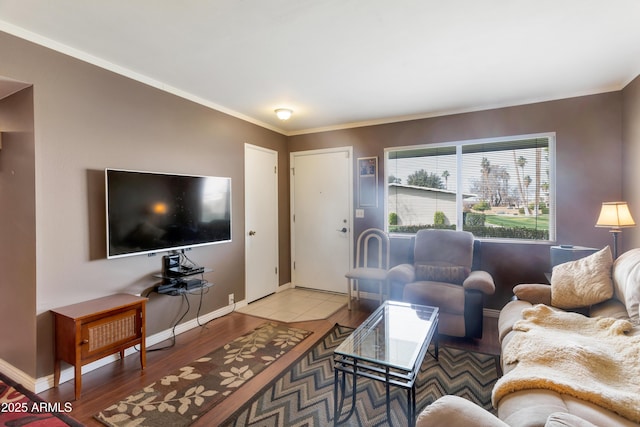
left=387, top=229, right=495, bottom=338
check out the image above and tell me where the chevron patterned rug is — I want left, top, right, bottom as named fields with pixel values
left=223, top=324, right=499, bottom=426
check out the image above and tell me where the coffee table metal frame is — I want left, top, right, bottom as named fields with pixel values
left=333, top=301, right=439, bottom=426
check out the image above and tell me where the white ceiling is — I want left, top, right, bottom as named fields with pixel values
left=1, top=1, right=639, bottom=135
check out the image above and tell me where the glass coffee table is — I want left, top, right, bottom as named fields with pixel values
left=333, top=301, right=439, bottom=426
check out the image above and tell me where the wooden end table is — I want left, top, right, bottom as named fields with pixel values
left=51, top=294, right=147, bottom=400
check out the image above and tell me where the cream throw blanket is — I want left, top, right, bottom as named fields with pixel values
left=493, top=304, right=640, bottom=423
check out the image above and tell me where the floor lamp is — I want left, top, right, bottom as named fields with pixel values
left=595, top=201, right=636, bottom=259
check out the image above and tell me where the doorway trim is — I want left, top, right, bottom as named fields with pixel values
left=244, top=143, right=279, bottom=303
left=289, top=146, right=353, bottom=292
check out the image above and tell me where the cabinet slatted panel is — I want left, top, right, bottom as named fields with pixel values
left=88, top=312, right=136, bottom=352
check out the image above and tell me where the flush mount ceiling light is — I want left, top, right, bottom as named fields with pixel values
left=275, top=108, right=293, bottom=120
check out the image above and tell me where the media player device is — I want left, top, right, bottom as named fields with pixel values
left=166, top=265, right=205, bottom=277
left=163, top=254, right=180, bottom=275
left=183, top=279, right=205, bottom=290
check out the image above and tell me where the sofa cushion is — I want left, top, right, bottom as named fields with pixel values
left=498, top=300, right=533, bottom=343
left=612, top=248, right=640, bottom=324
left=414, top=264, right=468, bottom=285
left=514, top=283, right=552, bottom=305
left=551, top=246, right=613, bottom=309
left=403, top=281, right=465, bottom=314
left=590, top=299, right=631, bottom=321
left=499, top=390, right=568, bottom=427
left=416, top=395, right=509, bottom=427
left=387, top=263, right=416, bottom=285
left=545, top=412, right=598, bottom=427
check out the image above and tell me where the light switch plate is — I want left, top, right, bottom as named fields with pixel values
left=355, top=209, right=365, bottom=218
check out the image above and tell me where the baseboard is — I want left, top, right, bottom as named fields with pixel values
left=350, top=290, right=385, bottom=302
left=0, top=359, right=37, bottom=392
left=27, top=301, right=243, bottom=394
left=277, top=282, right=293, bottom=292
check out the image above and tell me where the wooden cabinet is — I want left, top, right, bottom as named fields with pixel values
left=51, top=294, right=147, bottom=400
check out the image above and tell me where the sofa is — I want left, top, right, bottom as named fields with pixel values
left=416, top=246, right=640, bottom=427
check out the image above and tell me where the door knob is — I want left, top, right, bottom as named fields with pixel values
left=248, top=230, right=256, bottom=236
left=337, top=227, right=348, bottom=233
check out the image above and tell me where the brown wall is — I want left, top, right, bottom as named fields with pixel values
left=0, top=26, right=636, bottom=380
left=0, top=87, right=36, bottom=376
left=290, top=92, right=624, bottom=310
left=622, top=75, right=640, bottom=250
left=0, top=31, right=289, bottom=378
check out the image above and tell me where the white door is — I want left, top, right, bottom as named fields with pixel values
left=245, top=144, right=279, bottom=303
left=290, top=147, right=352, bottom=293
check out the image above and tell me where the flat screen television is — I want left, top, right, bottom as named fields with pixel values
left=106, top=168, right=232, bottom=259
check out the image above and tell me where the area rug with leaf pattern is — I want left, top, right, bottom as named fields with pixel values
left=95, top=322, right=312, bottom=427
left=223, top=324, right=500, bottom=427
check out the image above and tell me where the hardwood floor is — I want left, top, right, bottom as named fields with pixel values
left=37, top=299, right=499, bottom=426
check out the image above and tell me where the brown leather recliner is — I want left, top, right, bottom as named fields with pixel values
left=387, top=229, right=495, bottom=338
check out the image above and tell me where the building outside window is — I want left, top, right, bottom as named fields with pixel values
left=385, top=133, right=555, bottom=241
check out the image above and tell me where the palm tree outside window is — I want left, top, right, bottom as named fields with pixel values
left=385, top=133, right=555, bottom=241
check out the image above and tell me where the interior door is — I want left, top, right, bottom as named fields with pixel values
left=290, top=147, right=352, bottom=293
left=245, top=144, right=279, bottom=303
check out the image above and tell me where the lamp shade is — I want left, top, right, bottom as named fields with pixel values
left=595, top=202, right=636, bottom=229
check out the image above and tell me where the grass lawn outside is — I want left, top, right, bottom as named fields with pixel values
left=484, top=213, right=549, bottom=230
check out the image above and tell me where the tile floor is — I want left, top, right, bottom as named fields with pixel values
left=236, top=288, right=348, bottom=322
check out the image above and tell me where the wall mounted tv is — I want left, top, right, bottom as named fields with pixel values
left=106, top=168, right=232, bottom=259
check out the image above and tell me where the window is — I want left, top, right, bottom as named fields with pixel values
left=385, top=134, right=555, bottom=241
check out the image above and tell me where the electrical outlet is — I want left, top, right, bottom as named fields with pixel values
left=228, top=293, right=235, bottom=305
